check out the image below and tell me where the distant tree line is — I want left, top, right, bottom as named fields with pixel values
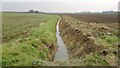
left=3, top=10, right=118, bottom=14
left=28, top=9, right=45, bottom=13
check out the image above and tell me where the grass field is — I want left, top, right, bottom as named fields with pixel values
left=2, top=13, right=60, bottom=66
left=2, top=13, right=57, bottom=42
left=2, top=12, right=119, bottom=66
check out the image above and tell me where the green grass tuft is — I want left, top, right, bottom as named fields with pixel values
left=83, top=53, right=110, bottom=66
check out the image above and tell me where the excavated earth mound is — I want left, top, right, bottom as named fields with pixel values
left=59, top=16, right=119, bottom=66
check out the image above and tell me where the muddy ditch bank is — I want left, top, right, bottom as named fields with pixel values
left=59, top=18, right=102, bottom=59
left=58, top=16, right=118, bottom=66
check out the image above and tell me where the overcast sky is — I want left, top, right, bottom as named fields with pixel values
left=2, top=0, right=120, bottom=12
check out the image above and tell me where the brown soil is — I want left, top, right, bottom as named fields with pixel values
left=65, top=13, right=119, bottom=30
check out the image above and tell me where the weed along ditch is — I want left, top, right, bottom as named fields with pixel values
left=54, top=18, right=69, bottom=61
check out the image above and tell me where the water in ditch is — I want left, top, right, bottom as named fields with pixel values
left=54, top=18, right=68, bottom=61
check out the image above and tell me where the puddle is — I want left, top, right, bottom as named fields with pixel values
left=54, top=18, right=68, bottom=61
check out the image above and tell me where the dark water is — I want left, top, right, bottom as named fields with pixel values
left=54, top=18, right=68, bottom=61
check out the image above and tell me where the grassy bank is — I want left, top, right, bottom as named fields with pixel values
left=2, top=13, right=60, bottom=66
